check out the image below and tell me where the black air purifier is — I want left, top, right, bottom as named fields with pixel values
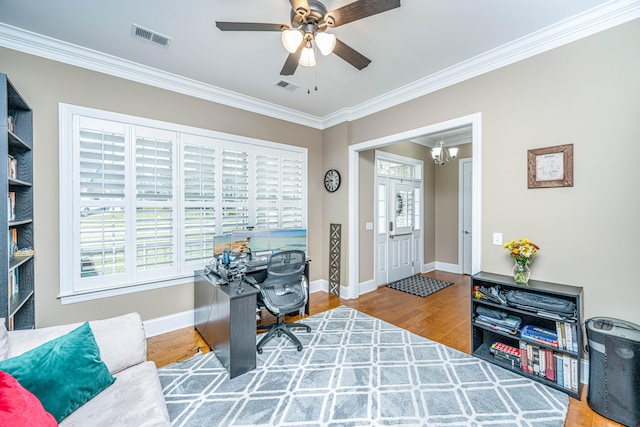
left=586, top=317, right=640, bottom=426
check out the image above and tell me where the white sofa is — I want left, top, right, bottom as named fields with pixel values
left=3, top=313, right=171, bottom=427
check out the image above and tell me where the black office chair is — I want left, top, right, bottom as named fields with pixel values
left=256, top=250, right=311, bottom=353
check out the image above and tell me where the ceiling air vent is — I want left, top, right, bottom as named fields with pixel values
left=131, top=24, right=172, bottom=47
left=275, top=80, right=300, bottom=91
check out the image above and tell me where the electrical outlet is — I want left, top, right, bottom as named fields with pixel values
left=492, top=232, right=503, bottom=246
left=365, top=222, right=373, bottom=230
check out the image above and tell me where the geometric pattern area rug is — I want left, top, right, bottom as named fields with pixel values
left=386, top=274, right=454, bottom=297
left=159, top=306, right=568, bottom=426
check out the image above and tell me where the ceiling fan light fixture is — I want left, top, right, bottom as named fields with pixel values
left=315, top=32, right=336, bottom=56
left=299, top=46, right=316, bottom=67
left=281, top=28, right=303, bottom=53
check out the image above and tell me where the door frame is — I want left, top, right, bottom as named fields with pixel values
left=346, top=113, right=482, bottom=299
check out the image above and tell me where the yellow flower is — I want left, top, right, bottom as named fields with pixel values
left=504, top=237, right=540, bottom=265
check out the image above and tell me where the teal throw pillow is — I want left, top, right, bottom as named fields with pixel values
left=0, top=322, right=115, bottom=423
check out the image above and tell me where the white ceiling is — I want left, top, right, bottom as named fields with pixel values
left=0, top=0, right=637, bottom=129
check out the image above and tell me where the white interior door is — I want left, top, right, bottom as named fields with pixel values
left=387, top=179, right=414, bottom=282
left=462, top=159, right=473, bottom=274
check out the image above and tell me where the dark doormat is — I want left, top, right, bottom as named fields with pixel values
left=386, top=274, right=453, bottom=297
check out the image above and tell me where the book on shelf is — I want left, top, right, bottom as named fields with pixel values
left=564, top=323, right=574, bottom=354
left=519, top=341, right=528, bottom=372
left=545, top=349, right=555, bottom=381
left=8, top=155, right=17, bottom=180
left=7, top=116, right=15, bottom=133
left=555, top=354, right=564, bottom=386
left=8, top=268, right=19, bottom=298
left=562, top=354, right=571, bottom=390
left=7, top=191, right=15, bottom=221
left=490, top=341, right=520, bottom=367
left=520, top=325, right=558, bottom=347
left=8, top=229, right=17, bottom=260
left=570, top=357, right=578, bottom=392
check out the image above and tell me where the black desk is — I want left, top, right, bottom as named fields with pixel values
left=194, top=270, right=260, bottom=378
left=194, top=259, right=311, bottom=378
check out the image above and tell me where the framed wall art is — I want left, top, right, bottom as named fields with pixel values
left=527, top=144, right=574, bottom=189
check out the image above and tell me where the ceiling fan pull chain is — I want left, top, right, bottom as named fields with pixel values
left=314, top=51, right=319, bottom=92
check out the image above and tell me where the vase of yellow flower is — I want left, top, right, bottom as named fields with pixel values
left=503, top=238, right=539, bottom=284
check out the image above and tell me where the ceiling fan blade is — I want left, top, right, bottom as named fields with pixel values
left=332, top=38, right=371, bottom=70
left=215, top=22, right=285, bottom=31
left=289, top=0, right=310, bottom=17
left=327, top=0, right=401, bottom=27
left=280, top=47, right=303, bottom=75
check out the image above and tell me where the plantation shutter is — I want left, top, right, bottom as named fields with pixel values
left=77, top=117, right=126, bottom=278
left=220, top=144, right=250, bottom=233
left=280, top=151, right=304, bottom=228
left=135, top=127, right=176, bottom=272
left=254, top=148, right=279, bottom=229
left=183, top=136, right=216, bottom=265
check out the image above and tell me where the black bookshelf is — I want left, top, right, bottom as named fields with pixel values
left=471, top=272, right=583, bottom=400
left=1, top=73, right=35, bottom=330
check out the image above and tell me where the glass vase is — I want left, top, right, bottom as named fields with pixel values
left=513, top=262, right=531, bottom=284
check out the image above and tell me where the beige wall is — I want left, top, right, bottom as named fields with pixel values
left=338, top=19, right=640, bottom=325
left=435, top=143, right=472, bottom=264
left=0, top=47, right=323, bottom=327
left=321, top=123, right=350, bottom=288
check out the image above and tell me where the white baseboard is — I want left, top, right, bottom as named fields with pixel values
left=422, top=262, right=436, bottom=273
left=422, top=261, right=463, bottom=274
left=358, top=278, right=377, bottom=296
left=143, top=309, right=194, bottom=338
left=309, top=278, right=327, bottom=294
left=581, top=358, right=589, bottom=385
left=434, top=261, right=463, bottom=274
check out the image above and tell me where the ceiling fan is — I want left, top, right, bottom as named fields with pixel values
left=215, top=0, right=401, bottom=76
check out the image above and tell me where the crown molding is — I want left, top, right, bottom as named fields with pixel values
left=321, top=0, right=640, bottom=128
left=1, top=0, right=638, bottom=131
left=0, top=23, right=324, bottom=129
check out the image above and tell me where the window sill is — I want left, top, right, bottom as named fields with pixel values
left=58, top=275, right=194, bottom=305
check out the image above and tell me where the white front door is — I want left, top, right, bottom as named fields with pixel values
left=387, top=179, right=415, bottom=282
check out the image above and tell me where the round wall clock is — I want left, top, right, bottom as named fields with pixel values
left=324, top=169, right=341, bottom=193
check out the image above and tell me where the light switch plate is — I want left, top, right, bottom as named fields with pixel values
left=492, top=232, right=503, bottom=246
left=365, top=222, right=373, bottom=230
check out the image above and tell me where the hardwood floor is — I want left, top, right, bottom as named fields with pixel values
left=146, top=271, right=622, bottom=427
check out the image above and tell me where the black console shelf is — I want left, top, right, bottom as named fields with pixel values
left=471, top=272, right=584, bottom=400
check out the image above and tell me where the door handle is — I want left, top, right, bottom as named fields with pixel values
left=389, top=221, right=393, bottom=233
left=464, top=230, right=471, bottom=235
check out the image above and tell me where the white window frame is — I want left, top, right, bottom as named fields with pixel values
left=59, top=104, right=307, bottom=304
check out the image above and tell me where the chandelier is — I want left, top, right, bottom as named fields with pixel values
left=432, top=137, right=459, bottom=166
